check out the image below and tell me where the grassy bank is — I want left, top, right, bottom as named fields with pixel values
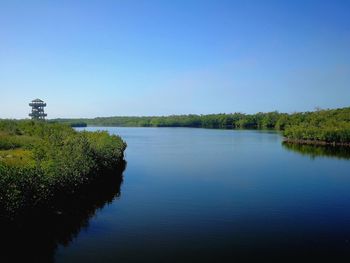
left=0, top=120, right=126, bottom=218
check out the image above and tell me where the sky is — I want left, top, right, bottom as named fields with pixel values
left=0, top=0, right=349, bottom=119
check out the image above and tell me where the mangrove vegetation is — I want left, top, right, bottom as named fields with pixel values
left=53, top=107, right=350, bottom=145
left=0, top=120, right=126, bottom=218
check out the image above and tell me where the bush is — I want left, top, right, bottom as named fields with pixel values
left=0, top=120, right=126, bottom=218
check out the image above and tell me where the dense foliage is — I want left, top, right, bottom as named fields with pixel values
left=53, top=107, right=350, bottom=144
left=52, top=112, right=283, bottom=129
left=282, top=108, right=350, bottom=145
left=0, top=120, right=126, bottom=217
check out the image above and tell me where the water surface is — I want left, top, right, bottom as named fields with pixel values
left=21, top=128, right=350, bottom=262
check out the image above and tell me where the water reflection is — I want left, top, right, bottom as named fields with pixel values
left=282, top=142, right=350, bottom=160
left=0, top=161, right=126, bottom=263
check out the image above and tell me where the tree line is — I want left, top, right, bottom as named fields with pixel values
left=52, top=107, right=350, bottom=144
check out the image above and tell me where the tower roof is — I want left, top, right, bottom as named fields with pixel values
left=32, top=98, right=43, bottom=102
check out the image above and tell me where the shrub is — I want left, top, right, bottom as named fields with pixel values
left=0, top=120, right=126, bottom=218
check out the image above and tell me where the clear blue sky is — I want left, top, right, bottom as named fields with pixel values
left=1, top=0, right=349, bottom=118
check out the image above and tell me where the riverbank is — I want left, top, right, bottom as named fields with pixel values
left=283, top=138, right=350, bottom=147
left=0, top=159, right=125, bottom=262
left=0, top=120, right=126, bottom=219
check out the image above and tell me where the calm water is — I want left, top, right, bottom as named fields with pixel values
left=3, top=128, right=350, bottom=262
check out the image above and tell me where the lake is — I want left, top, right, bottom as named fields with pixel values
left=4, top=127, right=350, bottom=262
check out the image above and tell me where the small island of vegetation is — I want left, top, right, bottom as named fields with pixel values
left=0, top=120, right=126, bottom=218
left=54, top=107, right=350, bottom=146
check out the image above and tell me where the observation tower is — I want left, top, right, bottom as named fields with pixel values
left=29, top=99, right=47, bottom=120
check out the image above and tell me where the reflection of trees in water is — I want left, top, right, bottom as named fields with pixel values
left=0, top=161, right=126, bottom=263
left=282, top=142, right=350, bottom=160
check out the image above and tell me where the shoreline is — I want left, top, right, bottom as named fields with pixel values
left=283, top=138, right=350, bottom=147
